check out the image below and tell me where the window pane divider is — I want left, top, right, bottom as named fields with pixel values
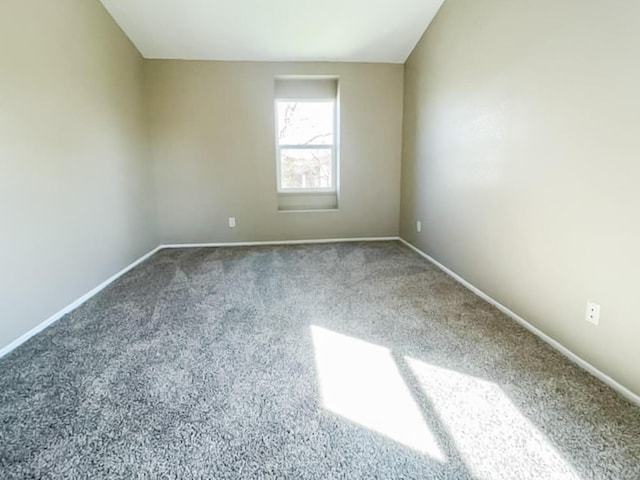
left=278, top=144, right=333, bottom=150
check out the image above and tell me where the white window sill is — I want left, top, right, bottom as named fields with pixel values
left=277, top=191, right=339, bottom=211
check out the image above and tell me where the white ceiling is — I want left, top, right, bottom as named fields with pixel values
left=99, top=0, right=445, bottom=63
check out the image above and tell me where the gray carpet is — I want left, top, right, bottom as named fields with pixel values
left=1, top=241, right=639, bottom=479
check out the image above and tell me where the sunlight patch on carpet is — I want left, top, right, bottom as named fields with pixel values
left=310, top=325, right=445, bottom=461
left=405, top=357, right=582, bottom=480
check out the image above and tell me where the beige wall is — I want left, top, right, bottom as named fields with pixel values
left=0, top=0, right=157, bottom=349
left=401, top=0, right=640, bottom=395
left=146, top=61, right=403, bottom=243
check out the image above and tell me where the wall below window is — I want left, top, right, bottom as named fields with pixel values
left=146, top=61, right=403, bottom=243
left=0, top=0, right=157, bottom=350
left=401, top=0, right=640, bottom=395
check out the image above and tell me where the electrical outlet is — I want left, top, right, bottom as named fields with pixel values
left=416, top=221, right=422, bottom=233
left=585, top=302, right=600, bottom=326
left=228, top=217, right=236, bottom=228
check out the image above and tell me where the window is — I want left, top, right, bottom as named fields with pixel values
left=276, top=100, right=336, bottom=192
left=274, top=77, right=339, bottom=211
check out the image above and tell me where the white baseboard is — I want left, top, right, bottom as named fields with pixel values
left=398, top=238, right=640, bottom=407
left=0, top=237, right=399, bottom=360
left=160, top=236, right=400, bottom=249
left=0, top=245, right=162, bottom=360
left=6, top=235, right=638, bottom=406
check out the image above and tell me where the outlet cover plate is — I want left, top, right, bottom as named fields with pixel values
left=586, top=301, right=600, bottom=326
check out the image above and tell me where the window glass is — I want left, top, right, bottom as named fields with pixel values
left=280, top=148, right=332, bottom=189
left=275, top=99, right=336, bottom=192
left=277, top=101, right=334, bottom=146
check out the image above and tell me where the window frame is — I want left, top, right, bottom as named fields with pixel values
left=274, top=98, right=338, bottom=194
